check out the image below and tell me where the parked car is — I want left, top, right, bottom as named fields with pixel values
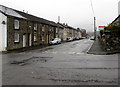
left=81, top=37, right=86, bottom=39
left=73, top=37, right=76, bottom=41
left=49, top=38, right=61, bottom=45
left=66, top=37, right=73, bottom=42
left=76, top=37, right=80, bottom=40
left=90, top=36, right=95, bottom=40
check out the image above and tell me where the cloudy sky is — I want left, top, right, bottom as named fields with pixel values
left=1, top=0, right=120, bottom=32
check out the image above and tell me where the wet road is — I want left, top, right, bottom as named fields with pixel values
left=2, top=39, right=118, bottom=85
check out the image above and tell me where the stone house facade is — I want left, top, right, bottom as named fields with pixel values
left=80, top=29, right=87, bottom=37
left=0, top=5, right=60, bottom=51
left=0, top=5, right=82, bottom=51
left=57, top=23, right=69, bottom=41
left=57, top=23, right=81, bottom=41
left=54, top=23, right=64, bottom=41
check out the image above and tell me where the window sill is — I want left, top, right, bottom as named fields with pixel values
left=14, top=41, right=20, bottom=43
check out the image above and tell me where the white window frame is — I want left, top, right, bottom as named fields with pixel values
left=34, top=33, right=37, bottom=42
left=14, top=32, right=19, bottom=42
left=42, top=36, right=45, bottom=41
left=34, top=24, right=37, bottom=30
left=56, top=28, right=58, bottom=33
left=14, top=20, right=19, bottom=29
left=34, top=35, right=37, bottom=41
left=42, top=26, right=45, bottom=32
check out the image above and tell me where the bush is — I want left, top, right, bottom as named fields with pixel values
left=105, top=25, right=120, bottom=36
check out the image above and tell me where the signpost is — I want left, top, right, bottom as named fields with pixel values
left=99, top=26, right=105, bottom=30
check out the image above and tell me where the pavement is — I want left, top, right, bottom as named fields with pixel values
left=87, top=38, right=120, bottom=55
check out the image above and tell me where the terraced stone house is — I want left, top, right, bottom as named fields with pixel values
left=0, top=5, right=62, bottom=51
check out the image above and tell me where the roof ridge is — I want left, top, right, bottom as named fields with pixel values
left=0, top=4, right=58, bottom=27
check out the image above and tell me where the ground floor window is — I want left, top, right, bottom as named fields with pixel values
left=14, top=32, right=19, bottom=42
left=40, top=33, right=45, bottom=41
left=34, top=32, right=37, bottom=41
left=42, top=36, right=45, bottom=41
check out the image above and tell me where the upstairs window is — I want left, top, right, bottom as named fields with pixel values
left=34, top=24, right=37, bottom=30
left=14, top=20, right=19, bottom=29
left=56, top=28, right=58, bottom=33
left=42, top=26, right=45, bottom=32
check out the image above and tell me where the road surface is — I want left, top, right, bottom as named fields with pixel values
left=2, top=39, right=118, bottom=85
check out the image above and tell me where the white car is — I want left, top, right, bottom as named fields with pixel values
left=49, top=38, right=61, bottom=45
left=66, top=37, right=73, bottom=42
left=90, top=36, right=95, bottom=40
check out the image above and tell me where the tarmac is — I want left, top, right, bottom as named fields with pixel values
left=87, top=38, right=120, bottom=55
left=2, top=38, right=120, bottom=55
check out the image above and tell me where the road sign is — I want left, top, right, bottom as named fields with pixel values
left=99, top=26, right=105, bottom=30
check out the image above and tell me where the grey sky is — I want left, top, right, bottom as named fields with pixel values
left=1, top=0, right=120, bottom=32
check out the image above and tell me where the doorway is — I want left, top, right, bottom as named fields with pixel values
left=29, top=34, right=32, bottom=46
left=23, top=34, right=26, bottom=47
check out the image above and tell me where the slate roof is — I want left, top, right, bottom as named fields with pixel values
left=0, top=5, right=60, bottom=27
left=0, top=5, right=26, bottom=19
left=80, top=29, right=86, bottom=33
left=57, top=23, right=68, bottom=28
left=57, top=23, right=77, bottom=30
left=66, top=25, right=77, bottom=30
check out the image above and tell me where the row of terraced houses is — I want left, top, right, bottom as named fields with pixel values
left=0, top=5, right=85, bottom=51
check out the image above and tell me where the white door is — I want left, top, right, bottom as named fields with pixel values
left=29, top=34, right=32, bottom=46
left=23, top=35, right=26, bottom=47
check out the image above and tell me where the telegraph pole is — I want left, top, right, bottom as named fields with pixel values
left=90, top=0, right=96, bottom=40
left=94, top=17, right=96, bottom=40
left=58, top=16, right=60, bottom=23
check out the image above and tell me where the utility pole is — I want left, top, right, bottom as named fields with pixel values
left=94, top=17, right=96, bottom=40
left=90, top=0, right=96, bottom=40
left=58, top=16, right=60, bottom=23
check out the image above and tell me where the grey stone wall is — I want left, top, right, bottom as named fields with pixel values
left=6, top=16, right=57, bottom=50
left=7, top=16, right=28, bottom=50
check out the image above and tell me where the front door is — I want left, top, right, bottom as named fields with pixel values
left=29, top=34, right=32, bottom=46
left=23, top=35, right=26, bottom=47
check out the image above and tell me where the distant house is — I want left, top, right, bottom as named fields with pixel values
left=77, top=28, right=82, bottom=38
left=57, top=23, right=68, bottom=41
left=55, top=23, right=64, bottom=41
left=80, top=29, right=87, bottom=37
left=0, top=5, right=61, bottom=51
left=57, top=23, right=82, bottom=41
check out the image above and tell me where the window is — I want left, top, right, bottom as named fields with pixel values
left=34, top=24, right=37, bottom=30
left=40, top=34, right=45, bottom=41
left=34, top=35, right=37, bottom=41
left=14, top=20, right=19, bottom=29
left=56, top=28, right=58, bottom=33
left=14, top=32, right=19, bottom=42
left=42, top=27, right=45, bottom=32
left=34, top=33, right=37, bottom=41
left=42, top=36, right=44, bottom=41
